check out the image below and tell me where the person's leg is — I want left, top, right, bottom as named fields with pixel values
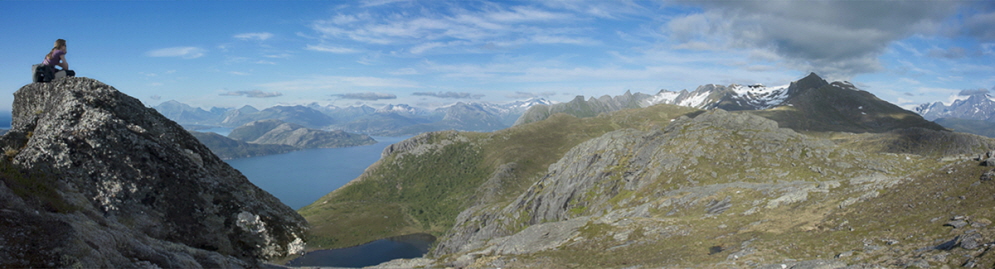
left=32, top=64, right=41, bottom=83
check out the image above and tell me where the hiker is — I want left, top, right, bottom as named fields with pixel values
left=32, top=39, right=75, bottom=82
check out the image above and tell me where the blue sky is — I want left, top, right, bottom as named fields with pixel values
left=1, top=0, right=993, bottom=112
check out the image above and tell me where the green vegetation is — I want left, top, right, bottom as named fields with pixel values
left=935, top=117, right=995, bottom=138
left=496, top=158, right=993, bottom=268
left=299, top=104, right=699, bottom=250
left=298, top=98, right=995, bottom=268
left=0, top=159, right=76, bottom=213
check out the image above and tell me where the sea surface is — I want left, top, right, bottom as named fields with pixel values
left=225, top=136, right=411, bottom=210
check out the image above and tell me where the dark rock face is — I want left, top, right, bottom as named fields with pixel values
left=0, top=78, right=307, bottom=267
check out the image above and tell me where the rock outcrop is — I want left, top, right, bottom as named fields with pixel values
left=0, top=78, right=307, bottom=268
left=435, top=110, right=846, bottom=256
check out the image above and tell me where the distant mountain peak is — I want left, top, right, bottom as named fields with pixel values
left=915, top=90, right=995, bottom=122
left=787, top=72, right=830, bottom=96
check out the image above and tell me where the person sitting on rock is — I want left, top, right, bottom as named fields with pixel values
left=32, top=39, right=74, bottom=82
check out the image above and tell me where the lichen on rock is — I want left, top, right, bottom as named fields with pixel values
left=0, top=78, right=307, bottom=267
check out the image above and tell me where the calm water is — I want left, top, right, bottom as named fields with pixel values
left=286, top=233, right=436, bottom=268
left=226, top=136, right=411, bottom=210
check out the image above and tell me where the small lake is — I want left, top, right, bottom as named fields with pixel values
left=225, top=136, right=411, bottom=210
left=285, top=233, right=436, bottom=268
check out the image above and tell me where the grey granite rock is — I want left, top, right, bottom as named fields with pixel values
left=0, top=78, right=307, bottom=267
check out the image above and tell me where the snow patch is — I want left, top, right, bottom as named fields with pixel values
left=678, top=91, right=711, bottom=108
left=644, top=90, right=681, bottom=106
left=729, top=84, right=790, bottom=109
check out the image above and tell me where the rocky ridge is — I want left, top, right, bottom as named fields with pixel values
left=428, top=109, right=995, bottom=268
left=0, top=78, right=307, bottom=267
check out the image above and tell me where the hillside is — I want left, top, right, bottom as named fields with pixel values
left=749, top=74, right=944, bottom=133
left=935, top=118, right=995, bottom=138
left=301, top=92, right=995, bottom=268
left=515, top=91, right=647, bottom=126
left=378, top=102, right=511, bottom=136
left=299, top=104, right=701, bottom=250
left=0, top=78, right=307, bottom=267
left=222, top=105, right=335, bottom=128
left=190, top=131, right=298, bottom=159
left=228, top=119, right=376, bottom=149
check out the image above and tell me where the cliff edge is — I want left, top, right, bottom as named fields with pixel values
left=0, top=78, right=307, bottom=268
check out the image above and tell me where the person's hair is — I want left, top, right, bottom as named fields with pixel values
left=48, top=39, right=66, bottom=58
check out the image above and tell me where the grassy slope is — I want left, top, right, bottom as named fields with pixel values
left=298, top=98, right=995, bottom=268
left=498, top=156, right=995, bottom=268
left=457, top=110, right=994, bottom=268
left=297, top=104, right=700, bottom=250
left=935, top=117, right=995, bottom=138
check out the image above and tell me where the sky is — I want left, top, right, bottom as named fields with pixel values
left=1, top=0, right=993, bottom=112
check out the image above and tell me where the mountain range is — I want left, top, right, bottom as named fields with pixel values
left=913, top=91, right=995, bottom=137
left=300, top=73, right=995, bottom=268
left=153, top=98, right=554, bottom=136
left=520, top=73, right=944, bottom=133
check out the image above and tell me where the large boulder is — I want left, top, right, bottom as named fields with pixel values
left=0, top=78, right=307, bottom=267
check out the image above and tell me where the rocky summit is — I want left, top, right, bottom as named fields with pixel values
left=0, top=78, right=307, bottom=268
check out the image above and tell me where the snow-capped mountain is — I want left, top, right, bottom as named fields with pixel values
left=502, top=97, right=556, bottom=111
left=643, top=83, right=791, bottom=110
left=914, top=92, right=995, bottom=122
left=517, top=73, right=940, bottom=133
left=640, top=73, right=860, bottom=112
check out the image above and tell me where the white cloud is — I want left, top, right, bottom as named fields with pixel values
left=389, top=68, right=419, bottom=75
left=306, top=44, right=360, bottom=54
left=663, top=1, right=961, bottom=79
left=983, top=43, right=995, bottom=55
left=220, top=90, right=283, bottom=98
left=308, top=2, right=589, bottom=54
left=332, top=92, right=397, bottom=100
left=258, top=76, right=419, bottom=92
left=234, top=32, right=274, bottom=41
left=412, top=91, right=484, bottom=99
left=146, top=47, right=206, bottom=59
left=360, top=0, right=411, bottom=7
